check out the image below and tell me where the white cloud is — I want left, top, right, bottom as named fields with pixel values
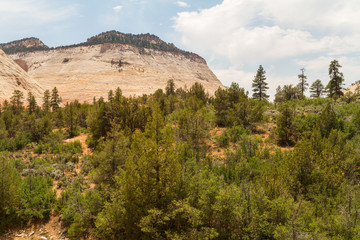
left=173, top=0, right=360, bottom=95
left=296, top=56, right=360, bottom=87
left=214, top=67, right=253, bottom=88
left=0, top=0, right=77, bottom=23
left=175, top=1, right=189, bottom=8
left=113, top=5, right=123, bottom=13
left=174, top=0, right=360, bottom=65
left=0, top=0, right=78, bottom=44
left=214, top=66, right=300, bottom=99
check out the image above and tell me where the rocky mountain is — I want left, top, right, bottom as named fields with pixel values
left=85, top=31, right=186, bottom=54
left=0, top=37, right=49, bottom=54
left=5, top=31, right=223, bottom=103
left=344, top=80, right=360, bottom=94
left=0, top=49, right=43, bottom=102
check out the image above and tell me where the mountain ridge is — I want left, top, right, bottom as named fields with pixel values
left=0, top=37, right=49, bottom=54
left=5, top=32, right=223, bottom=103
left=0, top=31, right=203, bottom=62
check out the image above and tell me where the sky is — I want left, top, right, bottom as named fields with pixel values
left=1, top=0, right=359, bottom=98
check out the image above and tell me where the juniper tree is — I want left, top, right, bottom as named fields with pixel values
left=252, top=65, right=269, bottom=101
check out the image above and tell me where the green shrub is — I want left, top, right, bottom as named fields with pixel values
left=17, top=175, right=56, bottom=221
left=80, top=155, right=93, bottom=175
left=0, top=132, right=31, bottom=151
left=216, top=125, right=250, bottom=147
left=216, top=131, right=230, bottom=147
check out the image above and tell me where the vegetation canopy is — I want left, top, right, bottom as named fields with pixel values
left=1, top=58, right=360, bottom=239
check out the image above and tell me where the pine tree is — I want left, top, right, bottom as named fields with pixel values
left=309, top=79, right=324, bottom=98
left=189, top=82, right=207, bottom=104
left=318, top=103, right=338, bottom=138
left=42, top=90, right=51, bottom=112
left=276, top=103, right=296, bottom=145
left=64, top=102, right=77, bottom=137
left=108, top=90, right=114, bottom=102
left=50, top=87, right=61, bottom=111
left=165, top=79, right=176, bottom=96
left=27, top=91, right=37, bottom=113
left=297, top=68, right=308, bottom=98
left=327, top=60, right=344, bottom=99
left=114, top=87, right=122, bottom=103
left=252, top=65, right=269, bottom=101
left=10, top=90, right=24, bottom=114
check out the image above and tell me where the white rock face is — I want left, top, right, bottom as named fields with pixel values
left=10, top=44, right=223, bottom=103
left=0, top=49, right=43, bottom=102
left=344, top=80, right=360, bottom=95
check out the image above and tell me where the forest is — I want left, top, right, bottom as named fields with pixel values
left=1, top=60, right=360, bottom=239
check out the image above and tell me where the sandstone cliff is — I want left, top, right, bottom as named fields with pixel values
left=0, top=49, right=43, bottom=102
left=3, top=31, right=223, bottom=103
left=344, top=80, right=360, bottom=95
left=10, top=45, right=222, bottom=102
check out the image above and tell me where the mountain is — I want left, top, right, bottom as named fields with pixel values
left=344, top=80, right=360, bottom=94
left=0, top=49, right=43, bottom=102
left=5, top=31, right=223, bottom=103
left=0, top=37, right=49, bottom=54
left=85, top=31, right=189, bottom=54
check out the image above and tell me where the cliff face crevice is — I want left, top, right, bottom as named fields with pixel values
left=9, top=43, right=223, bottom=103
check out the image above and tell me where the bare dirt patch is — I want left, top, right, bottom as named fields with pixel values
left=1, top=213, right=67, bottom=240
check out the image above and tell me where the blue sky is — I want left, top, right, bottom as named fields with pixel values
left=1, top=0, right=359, bottom=98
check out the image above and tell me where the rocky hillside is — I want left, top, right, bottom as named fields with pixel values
left=5, top=31, right=223, bottom=103
left=0, top=49, right=43, bottom=101
left=0, top=37, right=49, bottom=54
left=344, top=80, right=360, bottom=94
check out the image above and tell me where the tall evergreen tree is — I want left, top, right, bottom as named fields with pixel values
left=276, top=103, right=296, bottom=145
left=50, top=87, right=61, bottom=111
left=309, top=79, right=324, bottom=98
left=318, top=103, right=338, bottom=138
left=108, top=90, right=114, bottom=103
left=252, top=65, right=269, bottom=101
left=10, top=90, right=24, bottom=114
left=114, top=87, right=122, bottom=103
left=27, top=91, right=37, bottom=114
left=327, top=59, right=344, bottom=99
left=165, top=79, right=176, bottom=96
left=42, top=90, right=51, bottom=112
left=64, top=102, right=77, bottom=137
left=297, top=68, right=308, bottom=98
left=189, top=82, right=207, bottom=104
